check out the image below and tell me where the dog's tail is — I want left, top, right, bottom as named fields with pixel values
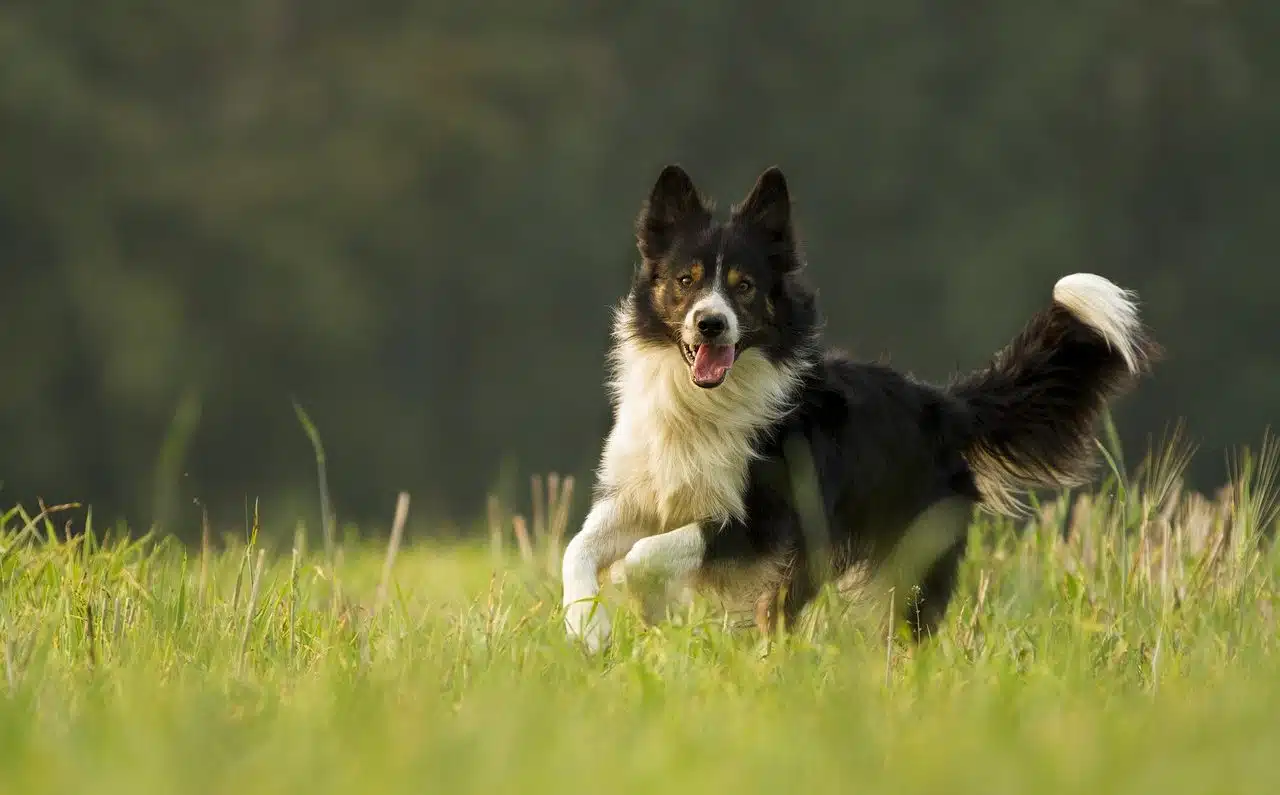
left=949, top=273, right=1159, bottom=514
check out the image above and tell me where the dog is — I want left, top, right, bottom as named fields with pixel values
left=561, top=164, right=1157, bottom=652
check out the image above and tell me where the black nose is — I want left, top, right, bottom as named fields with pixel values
left=696, top=313, right=728, bottom=339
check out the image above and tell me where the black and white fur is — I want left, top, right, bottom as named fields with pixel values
left=562, top=165, right=1158, bottom=652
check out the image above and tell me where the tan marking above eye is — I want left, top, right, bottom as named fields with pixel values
left=676, top=261, right=702, bottom=289
left=728, top=268, right=754, bottom=295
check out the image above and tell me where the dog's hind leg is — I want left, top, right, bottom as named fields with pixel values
left=765, top=551, right=821, bottom=635
left=904, top=535, right=968, bottom=642
left=894, top=496, right=973, bottom=643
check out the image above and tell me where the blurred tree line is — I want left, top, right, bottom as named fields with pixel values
left=2, top=1, right=1277, bottom=540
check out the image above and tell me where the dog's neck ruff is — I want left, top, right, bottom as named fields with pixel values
left=597, top=302, right=808, bottom=529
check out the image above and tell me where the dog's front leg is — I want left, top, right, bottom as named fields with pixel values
left=620, top=523, right=706, bottom=625
left=562, top=498, right=646, bottom=652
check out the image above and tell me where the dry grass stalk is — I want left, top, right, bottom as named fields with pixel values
left=547, top=474, right=576, bottom=576
left=547, top=473, right=561, bottom=519
left=1071, top=492, right=1095, bottom=571
left=487, top=496, right=505, bottom=564
left=531, top=474, right=546, bottom=550
left=512, top=515, right=534, bottom=565
left=965, top=569, right=992, bottom=650
left=483, top=472, right=578, bottom=576
left=1179, top=492, right=1216, bottom=556
left=546, top=473, right=561, bottom=572
left=198, top=499, right=211, bottom=602
left=237, top=549, right=266, bottom=674
left=374, top=492, right=410, bottom=615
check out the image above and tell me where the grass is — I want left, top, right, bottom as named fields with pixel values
left=1, top=432, right=1278, bottom=794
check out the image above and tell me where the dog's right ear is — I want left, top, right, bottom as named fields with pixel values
left=636, top=164, right=710, bottom=262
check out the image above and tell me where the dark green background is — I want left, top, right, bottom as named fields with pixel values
left=3, top=1, right=1275, bottom=539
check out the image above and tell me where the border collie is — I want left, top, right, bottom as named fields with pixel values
left=562, top=164, right=1157, bottom=652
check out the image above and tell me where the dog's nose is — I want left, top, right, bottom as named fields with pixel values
left=695, top=312, right=728, bottom=339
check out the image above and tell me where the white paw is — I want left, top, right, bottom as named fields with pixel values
left=564, top=599, right=612, bottom=653
left=608, top=559, right=628, bottom=586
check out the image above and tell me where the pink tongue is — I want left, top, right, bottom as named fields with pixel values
left=692, top=344, right=736, bottom=384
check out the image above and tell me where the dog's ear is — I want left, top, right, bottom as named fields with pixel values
left=734, top=166, right=794, bottom=251
left=636, top=164, right=710, bottom=262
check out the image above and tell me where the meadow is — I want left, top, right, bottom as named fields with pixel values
left=1, top=428, right=1278, bottom=795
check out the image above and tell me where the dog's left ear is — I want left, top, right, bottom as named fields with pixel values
left=734, top=166, right=794, bottom=250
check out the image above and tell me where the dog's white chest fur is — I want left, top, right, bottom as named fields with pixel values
left=598, top=325, right=801, bottom=532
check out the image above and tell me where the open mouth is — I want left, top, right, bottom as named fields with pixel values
left=680, top=342, right=740, bottom=389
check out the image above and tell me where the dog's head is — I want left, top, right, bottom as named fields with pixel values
left=627, top=165, right=816, bottom=389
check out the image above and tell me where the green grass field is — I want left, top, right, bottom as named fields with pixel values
left=1, top=434, right=1278, bottom=795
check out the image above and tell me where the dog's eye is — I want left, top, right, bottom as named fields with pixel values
left=677, top=274, right=693, bottom=288
left=736, top=279, right=754, bottom=294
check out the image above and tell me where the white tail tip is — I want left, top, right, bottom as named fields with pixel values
left=1052, top=273, right=1143, bottom=373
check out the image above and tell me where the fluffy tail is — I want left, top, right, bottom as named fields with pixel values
left=949, top=273, right=1159, bottom=514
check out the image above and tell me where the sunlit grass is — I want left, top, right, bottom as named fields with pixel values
left=0, top=433, right=1277, bottom=794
